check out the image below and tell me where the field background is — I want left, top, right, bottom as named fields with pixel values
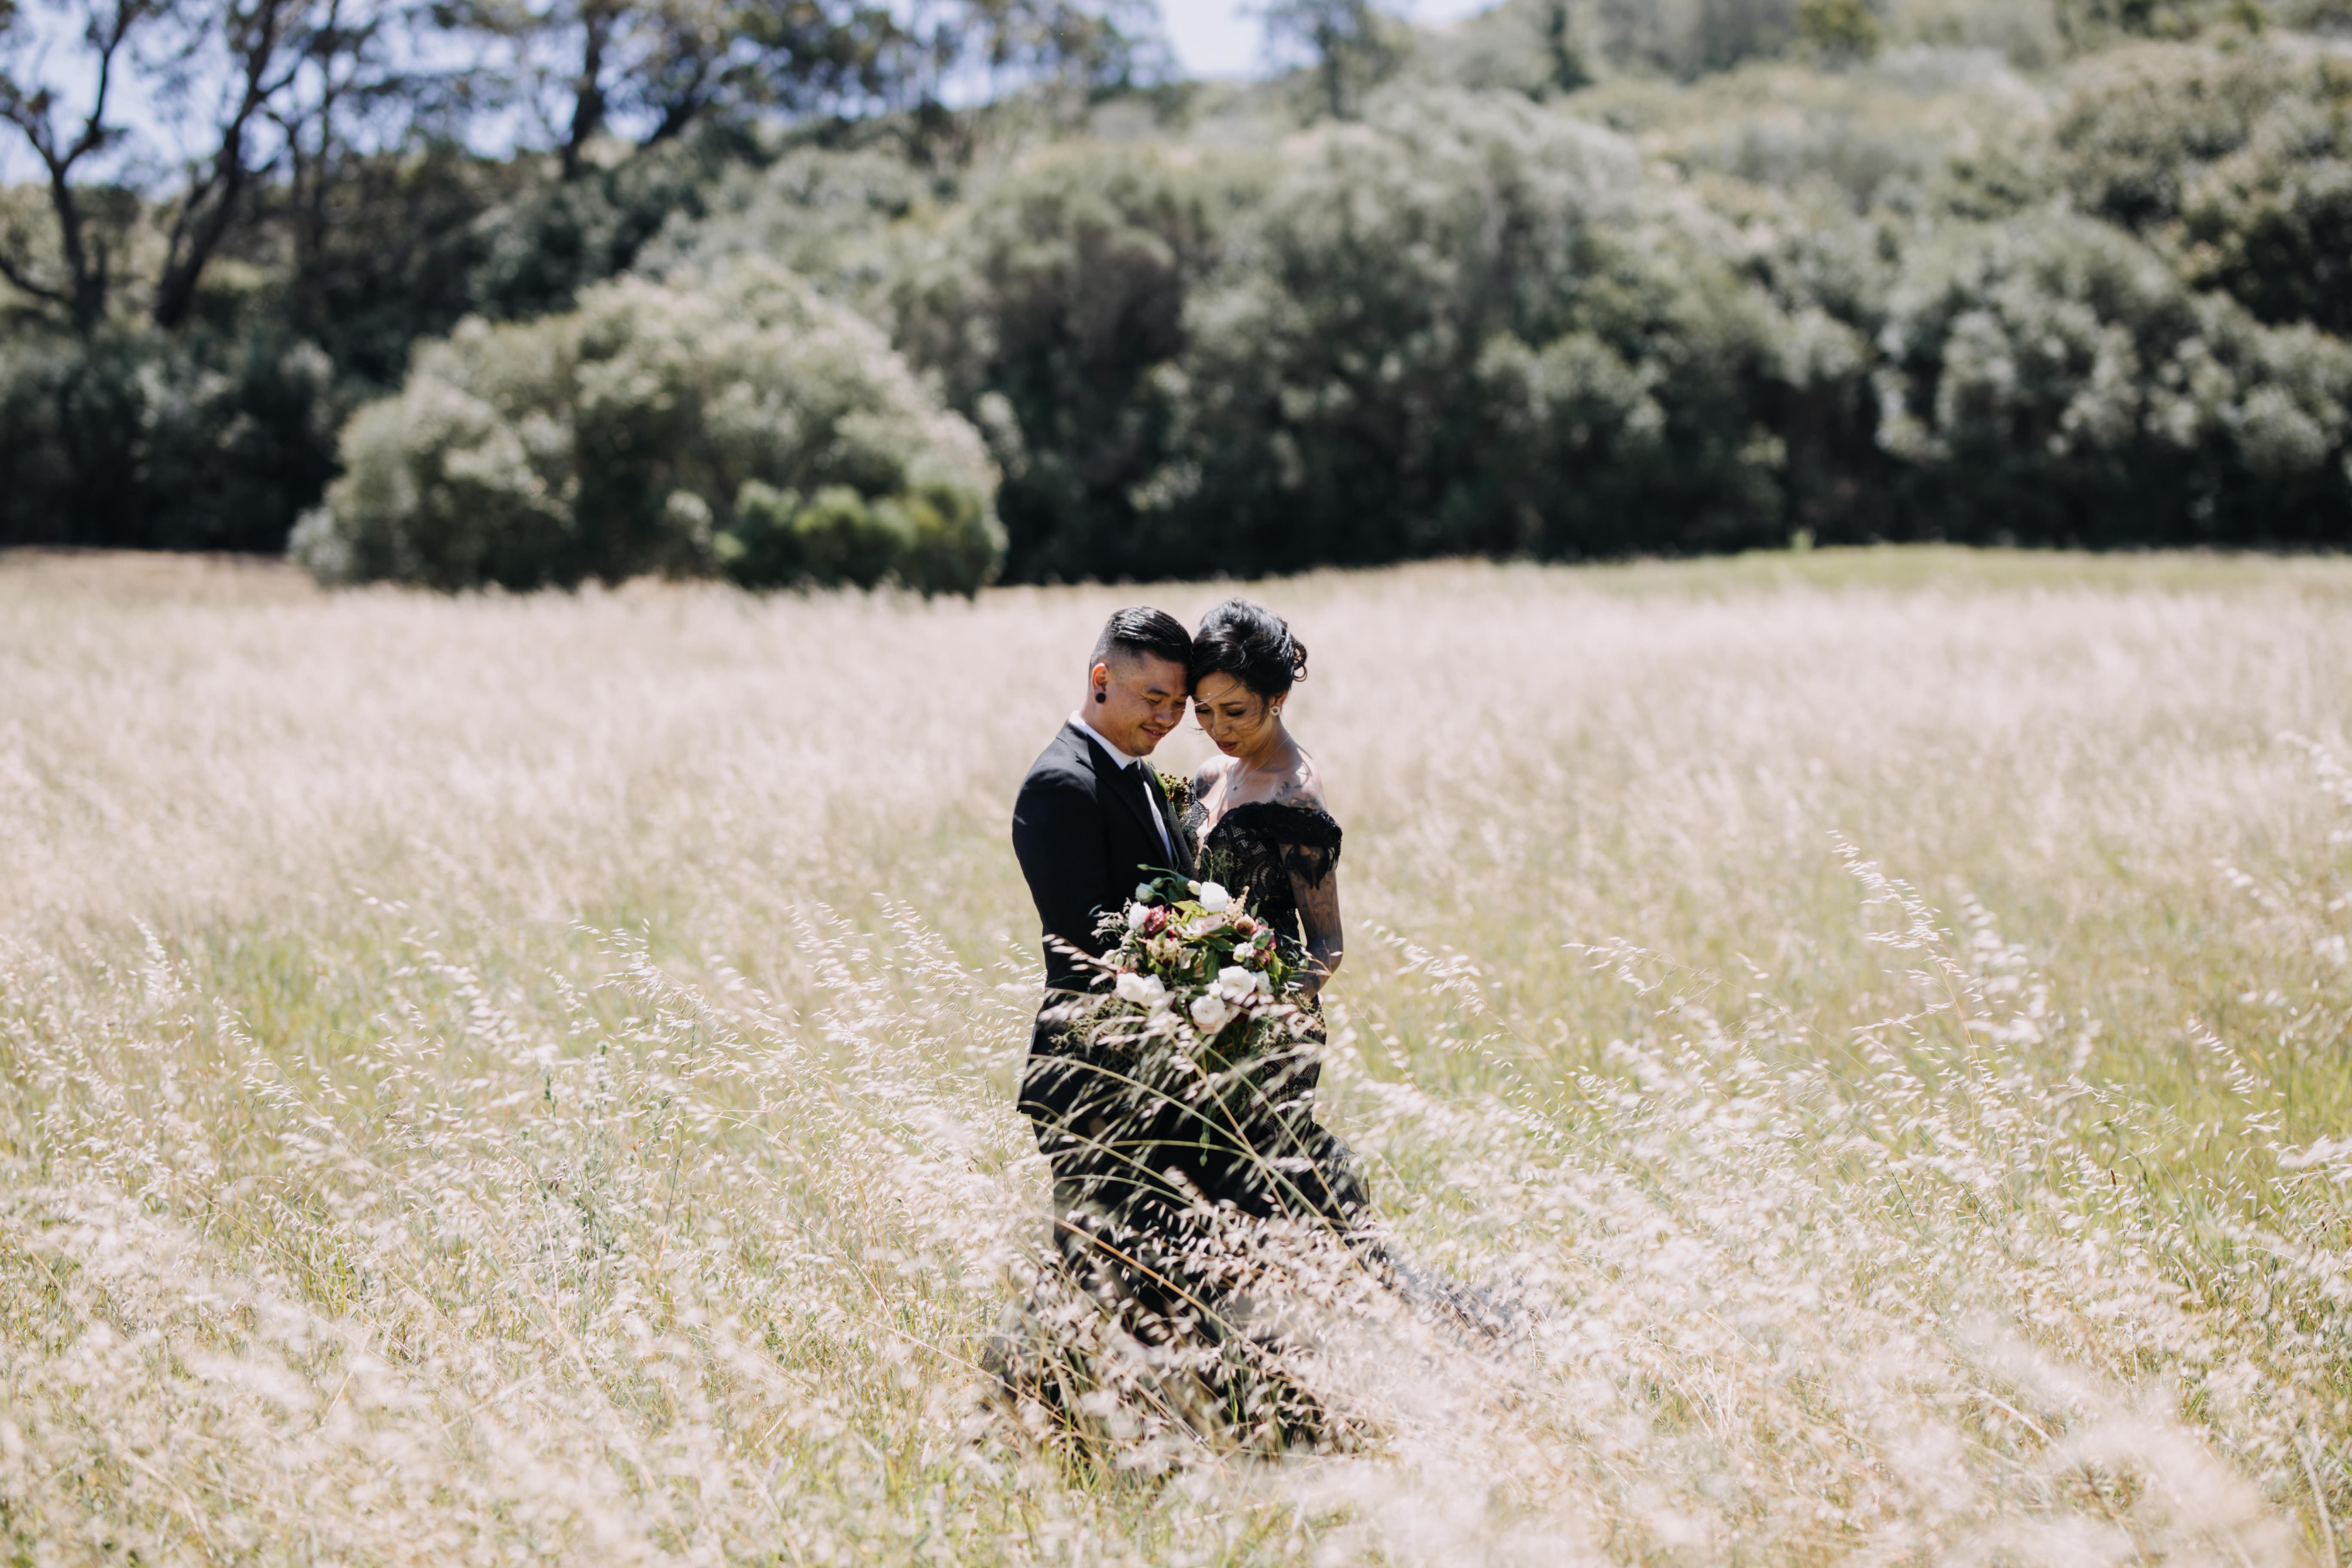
left=5, top=546, right=2352, bottom=1565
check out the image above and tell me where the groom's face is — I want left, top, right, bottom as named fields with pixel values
left=1091, top=652, right=1189, bottom=757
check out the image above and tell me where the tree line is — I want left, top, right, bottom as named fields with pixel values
left=4, top=0, right=2351, bottom=587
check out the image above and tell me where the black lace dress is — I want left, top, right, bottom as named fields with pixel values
left=1178, top=799, right=1368, bottom=1223
left=1188, top=801, right=1342, bottom=963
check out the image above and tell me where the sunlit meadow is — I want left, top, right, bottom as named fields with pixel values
left=4, top=545, right=2351, bottom=1566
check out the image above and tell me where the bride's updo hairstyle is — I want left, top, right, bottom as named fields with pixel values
left=1190, top=598, right=1308, bottom=703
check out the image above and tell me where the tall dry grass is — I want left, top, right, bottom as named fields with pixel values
left=3, top=545, right=2350, bottom=1565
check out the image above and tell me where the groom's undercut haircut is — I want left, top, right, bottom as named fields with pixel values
left=1091, top=607, right=1191, bottom=674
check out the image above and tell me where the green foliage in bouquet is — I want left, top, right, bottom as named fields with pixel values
left=1152, top=768, right=1194, bottom=819
left=1106, top=875, right=1298, bottom=1010
left=1076, top=874, right=1311, bottom=1107
left=1054, top=873, right=1322, bottom=1206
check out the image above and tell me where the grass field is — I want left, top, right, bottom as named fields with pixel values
left=4, top=545, right=2351, bottom=1566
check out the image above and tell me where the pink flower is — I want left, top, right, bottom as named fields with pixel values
left=1232, top=915, right=1259, bottom=938
left=1140, top=906, right=1170, bottom=937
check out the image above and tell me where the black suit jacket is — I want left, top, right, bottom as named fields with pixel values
left=1011, top=720, right=1193, bottom=1127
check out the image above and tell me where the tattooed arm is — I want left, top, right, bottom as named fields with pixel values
left=1274, top=769, right=1343, bottom=1000
left=1290, top=857, right=1344, bottom=1001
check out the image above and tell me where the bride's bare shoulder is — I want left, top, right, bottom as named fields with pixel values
left=1271, top=750, right=1329, bottom=812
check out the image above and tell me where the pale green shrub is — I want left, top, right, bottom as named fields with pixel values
left=632, top=145, right=941, bottom=304
left=716, top=478, right=1000, bottom=594
left=1884, top=0, right=2066, bottom=65
left=294, top=261, right=1001, bottom=593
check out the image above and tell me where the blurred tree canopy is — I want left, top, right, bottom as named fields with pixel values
left=3, top=0, right=2350, bottom=583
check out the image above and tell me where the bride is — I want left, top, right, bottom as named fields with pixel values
left=990, top=599, right=1410, bottom=1455
left=1170, top=600, right=1369, bottom=1230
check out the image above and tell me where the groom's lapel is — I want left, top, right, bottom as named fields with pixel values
left=1073, top=724, right=1164, bottom=856
left=1145, top=769, right=1194, bottom=878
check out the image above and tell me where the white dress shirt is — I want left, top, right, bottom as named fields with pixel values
left=1069, top=710, right=1174, bottom=861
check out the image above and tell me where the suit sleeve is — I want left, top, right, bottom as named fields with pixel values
left=1012, top=767, right=1112, bottom=980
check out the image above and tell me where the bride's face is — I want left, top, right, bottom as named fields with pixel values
left=1193, top=672, right=1280, bottom=760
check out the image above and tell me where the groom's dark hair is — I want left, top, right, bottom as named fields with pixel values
left=1090, top=607, right=1191, bottom=672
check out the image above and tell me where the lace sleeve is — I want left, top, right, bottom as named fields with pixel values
left=1278, top=839, right=1341, bottom=889
left=1269, top=808, right=1342, bottom=890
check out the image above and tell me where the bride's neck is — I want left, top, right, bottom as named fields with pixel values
left=1230, top=725, right=1295, bottom=781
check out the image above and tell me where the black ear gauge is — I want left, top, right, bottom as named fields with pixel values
left=1095, top=692, right=1108, bottom=704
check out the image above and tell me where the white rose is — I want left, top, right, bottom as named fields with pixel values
left=1125, top=902, right=1151, bottom=930
left=1185, top=914, right=1228, bottom=939
left=1216, top=964, right=1262, bottom=1003
left=1115, top=972, right=1167, bottom=1009
left=1194, top=882, right=1233, bottom=913
left=1189, top=992, right=1232, bottom=1032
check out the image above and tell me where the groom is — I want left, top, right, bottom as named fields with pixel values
left=1011, top=607, right=1197, bottom=1178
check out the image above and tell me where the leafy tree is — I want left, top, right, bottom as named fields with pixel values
left=0, top=0, right=172, bottom=329
left=448, top=0, right=891, bottom=181
left=1585, top=0, right=1797, bottom=77
left=10, top=0, right=2352, bottom=579
left=466, top=116, right=753, bottom=321
left=1258, top=0, right=1398, bottom=119
left=2058, top=40, right=2352, bottom=334
left=891, top=142, right=1227, bottom=582
left=893, top=0, right=1169, bottom=104
left=1137, top=89, right=1798, bottom=573
left=0, top=0, right=402, bottom=331
left=1874, top=209, right=2352, bottom=543
left=0, top=323, right=345, bottom=547
left=280, top=141, right=539, bottom=388
left=1541, top=0, right=1592, bottom=91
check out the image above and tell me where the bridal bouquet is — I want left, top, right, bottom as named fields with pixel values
left=1087, top=874, right=1307, bottom=1057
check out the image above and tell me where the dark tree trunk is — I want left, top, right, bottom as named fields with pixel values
left=0, top=0, right=149, bottom=334
left=153, top=0, right=299, bottom=328
left=560, top=7, right=613, bottom=179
